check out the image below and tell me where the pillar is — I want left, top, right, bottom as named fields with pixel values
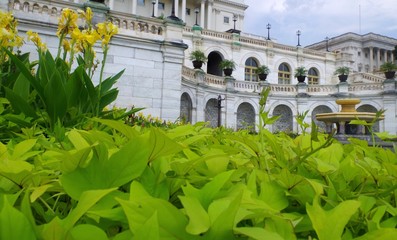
left=200, top=0, right=205, bottom=28
left=392, top=52, right=395, bottom=63
left=174, top=0, right=179, bottom=17
left=207, top=0, right=213, bottom=30
left=369, top=47, right=374, bottom=72
left=108, top=0, right=114, bottom=10
left=384, top=50, right=388, bottom=63
left=181, top=0, right=186, bottom=22
left=376, top=48, right=380, bottom=70
left=132, top=0, right=137, bottom=15
left=154, top=0, right=158, bottom=17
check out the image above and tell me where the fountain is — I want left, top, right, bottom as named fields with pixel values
left=316, top=98, right=384, bottom=135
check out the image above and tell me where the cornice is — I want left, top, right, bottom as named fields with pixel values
left=215, top=0, right=248, bottom=10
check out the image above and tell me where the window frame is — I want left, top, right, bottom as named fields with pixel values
left=278, top=63, right=291, bottom=84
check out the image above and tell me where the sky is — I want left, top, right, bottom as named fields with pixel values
left=243, top=0, right=397, bottom=47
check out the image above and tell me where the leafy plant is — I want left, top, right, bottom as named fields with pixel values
left=189, top=50, right=208, bottom=63
left=334, top=66, right=350, bottom=76
left=0, top=8, right=126, bottom=135
left=255, top=65, right=270, bottom=74
left=219, top=59, right=236, bottom=70
left=294, top=66, right=307, bottom=77
left=379, top=61, right=397, bottom=72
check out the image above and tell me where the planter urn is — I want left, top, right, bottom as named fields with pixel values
left=338, top=74, right=348, bottom=82
left=258, top=73, right=268, bottom=81
left=223, top=68, right=233, bottom=77
left=384, top=71, right=396, bottom=79
left=192, top=60, right=203, bottom=69
left=297, top=75, right=306, bottom=83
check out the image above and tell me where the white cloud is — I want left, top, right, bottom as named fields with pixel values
left=243, top=0, right=397, bottom=46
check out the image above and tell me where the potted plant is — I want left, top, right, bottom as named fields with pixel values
left=334, top=66, right=350, bottom=82
left=189, top=50, right=207, bottom=69
left=219, top=59, right=236, bottom=76
left=294, top=66, right=307, bottom=83
left=255, top=65, right=270, bottom=81
left=379, top=61, right=397, bottom=79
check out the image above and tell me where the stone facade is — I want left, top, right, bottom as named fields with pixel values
left=2, top=0, right=397, bottom=134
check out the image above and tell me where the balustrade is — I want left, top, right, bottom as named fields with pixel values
left=181, top=66, right=387, bottom=96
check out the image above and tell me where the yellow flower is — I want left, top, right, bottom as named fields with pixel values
left=26, top=30, right=47, bottom=51
left=0, top=11, right=23, bottom=49
left=57, top=8, right=78, bottom=37
left=96, top=21, right=118, bottom=48
left=78, top=7, right=93, bottom=27
left=62, top=39, right=70, bottom=52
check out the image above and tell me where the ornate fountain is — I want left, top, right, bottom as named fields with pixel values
left=316, top=98, right=384, bottom=135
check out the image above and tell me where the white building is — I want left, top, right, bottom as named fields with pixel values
left=2, top=0, right=397, bottom=134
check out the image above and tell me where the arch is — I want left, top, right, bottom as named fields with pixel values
left=205, top=98, right=218, bottom=128
left=272, top=104, right=293, bottom=133
left=236, top=102, right=255, bottom=131
left=357, top=104, right=380, bottom=133
left=51, top=7, right=57, bottom=15
left=244, top=57, right=259, bottom=82
left=207, top=51, right=223, bottom=76
left=23, top=2, right=29, bottom=12
left=32, top=3, right=40, bottom=13
left=308, top=67, right=319, bottom=85
left=14, top=0, right=20, bottom=10
left=180, top=92, right=193, bottom=123
left=278, top=62, right=291, bottom=84
left=157, top=27, right=163, bottom=35
left=312, top=105, right=333, bottom=132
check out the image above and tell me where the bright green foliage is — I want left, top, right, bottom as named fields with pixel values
left=1, top=120, right=396, bottom=239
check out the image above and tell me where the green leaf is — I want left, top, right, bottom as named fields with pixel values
left=66, top=224, right=108, bottom=240
left=11, top=139, right=37, bottom=161
left=133, top=212, right=160, bottom=240
left=93, top=118, right=139, bottom=139
left=63, top=188, right=116, bottom=230
left=307, top=197, right=360, bottom=240
left=118, top=188, right=197, bottom=239
left=205, top=191, right=242, bottom=239
left=61, top=136, right=150, bottom=199
left=148, top=128, right=184, bottom=162
left=258, top=181, right=288, bottom=211
left=4, top=87, right=37, bottom=117
left=234, top=227, right=284, bottom=240
left=0, top=196, right=36, bottom=240
left=179, top=196, right=211, bottom=235
left=182, top=170, right=235, bottom=209
left=353, top=228, right=397, bottom=240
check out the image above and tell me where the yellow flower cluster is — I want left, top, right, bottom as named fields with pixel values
left=26, top=30, right=47, bottom=51
left=57, top=8, right=78, bottom=37
left=0, top=10, right=23, bottom=63
left=96, top=21, right=118, bottom=49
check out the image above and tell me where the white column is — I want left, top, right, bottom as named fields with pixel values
left=369, top=47, right=373, bottom=72
left=174, top=0, right=179, bottom=17
left=392, top=52, right=395, bottom=63
left=200, top=0, right=205, bottom=28
left=154, top=0, right=158, bottom=17
left=384, top=50, right=388, bottom=63
left=376, top=48, right=380, bottom=70
left=181, top=0, right=186, bottom=22
left=132, top=0, right=137, bottom=15
left=207, top=0, right=213, bottom=30
left=108, top=0, right=114, bottom=10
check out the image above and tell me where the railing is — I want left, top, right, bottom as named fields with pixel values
left=307, top=85, right=338, bottom=94
left=348, top=83, right=383, bottom=92
left=10, top=0, right=79, bottom=18
left=107, top=12, right=164, bottom=37
left=182, top=66, right=387, bottom=96
left=269, top=84, right=297, bottom=93
left=234, top=81, right=261, bottom=92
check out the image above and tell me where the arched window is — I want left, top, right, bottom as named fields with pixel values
left=244, top=57, right=259, bottom=81
left=278, top=63, right=290, bottom=84
left=308, top=68, right=319, bottom=85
